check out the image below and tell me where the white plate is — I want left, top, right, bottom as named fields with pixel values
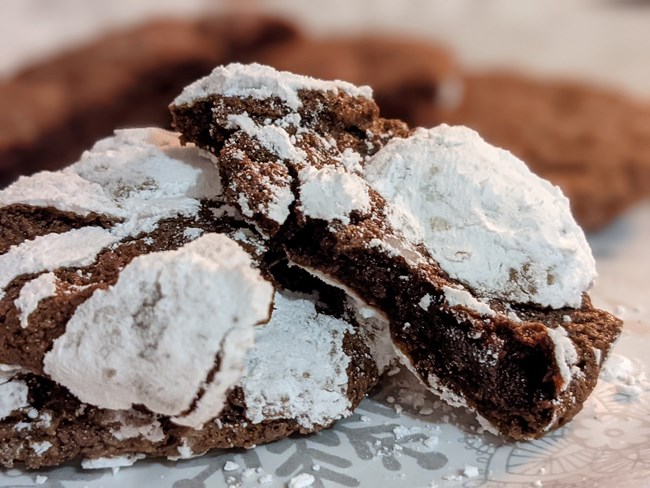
left=2, top=203, right=649, bottom=488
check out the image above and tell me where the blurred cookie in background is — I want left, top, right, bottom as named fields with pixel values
left=0, top=14, right=300, bottom=187
left=432, top=73, right=650, bottom=231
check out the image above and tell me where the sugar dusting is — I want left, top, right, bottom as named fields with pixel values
left=0, top=171, right=123, bottom=218
left=14, top=272, right=58, bottom=328
left=0, top=128, right=222, bottom=301
left=241, top=292, right=353, bottom=429
left=601, top=353, right=649, bottom=396
left=0, top=370, right=29, bottom=421
left=442, top=285, right=495, bottom=317
left=0, top=227, right=118, bottom=300
left=81, top=454, right=145, bottom=474
left=44, top=234, right=272, bottom=427
left=299, top=165, right=371, bottom=225
left=364, top=125, right=596, bottom=308
left=173, top=63, right=372, bottom=110
left=545, top=326, right=579, bottom=390
left=224, top=113, right=296, bottom=224
left=109, top=411, right=165, bottom=443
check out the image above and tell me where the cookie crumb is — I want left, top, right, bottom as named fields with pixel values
left=442, top=473, right=463, bottom=481
left=288, top=473, right=315, bottom=488
left=224, top=460, right=240, bottom=472
left=259, top=474, right=273, bottom=485
left=423, top=435, right=439, bottom=448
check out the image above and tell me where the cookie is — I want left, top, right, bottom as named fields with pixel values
left=429, top=73, right=650, bottom=231
left=0, top=14, right=300, bottom=187
left=253, top=36, right=461, bottom=123
left=0, top=290, right=383, bottom=469
left=170, top=63, right=622, bottom=440
left=0, top=128, right=387, bottom=468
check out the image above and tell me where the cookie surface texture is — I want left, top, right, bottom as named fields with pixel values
left=171, top=63, right=622, bottom=440
left=0, top=128, right=385, bottom=468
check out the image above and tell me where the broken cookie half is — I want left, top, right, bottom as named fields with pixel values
left=0, top=128, right=387, bottom=468
left=171, top=63, right=622, bottom=440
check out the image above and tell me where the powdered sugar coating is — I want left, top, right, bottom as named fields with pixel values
left=364, top=125, right=596, bottom=309
left=418, top=294, right=432, bottom=311
left=173, top=63, right=372, bottom=110
left=601, top=354, right=648, bottom=396
left=241, top=292, right=353, bottom=429
left=81, top=454, right=145, bottom=471
left=0, top=377, right=29, bottom=421
left=0, top=128, right=223, bottom=301
left=339, top=148, right=363, bottom=173
left=0, top=129, right=221, bottom=226
left=227, top=114, right=306, bottom=163
left=175, top=320, right=253, bottom=428
left=442, top=285, right=496, bottom=317
left=299, top=165, right=371, bottom=224
left=294, top=264, right=395, bottom=374
left=0, top=363, right=25, bottom=378
left=0, top=227, right=118, bottom=300
left=30, top=441, right=51, bottom=455
left=70, top=128, right=222, bottom=234
left=225, top=113, right=296, bottom=224
left=288, top=473, right=316, bottom=488
left=44, top=234, right=273, bottom=428
left=545, top=326, right=579, bottom=390
left=0, top=171, right=123, bottom=218
left=108, top=411, right=165, bottom=443
left=14, top=272, right=58, bottom=328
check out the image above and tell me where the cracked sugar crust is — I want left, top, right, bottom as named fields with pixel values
left=0, top=211, right=382, bottom=468
left=0, top=305, right=378, bottom=471
left=171, top=64, right=409, bottom=236
left=170, top=63, right=622, bottom=440
left=0, top=284, right=380, bottom=469
left=43, top=233, right=270, bottom=428
left=0, top=128, right=275, bottom=429
left=0, top=127, right=385, bottom=468
left=363, top=125, right=596, bottom=309
left=0, top=129, right=266, bottom=387
left=173, top=62, right=373, bottom=110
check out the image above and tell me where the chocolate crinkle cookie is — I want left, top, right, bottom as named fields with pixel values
left=171, top=63, right=621, bottom=441
left=0, top=128, right=390, bottom=469
left=0, top=63, right=622, bottom=471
